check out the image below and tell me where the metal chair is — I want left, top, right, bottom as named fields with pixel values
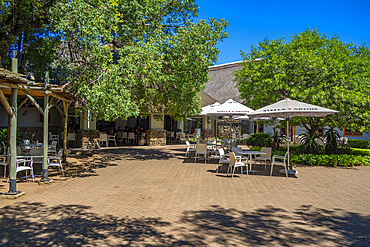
left=128, top=132, right=136, bottom=144
left=67, top=133, right=76, bottom=147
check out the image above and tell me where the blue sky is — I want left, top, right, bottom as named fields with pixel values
left=196, top=0, right=370, bottom=65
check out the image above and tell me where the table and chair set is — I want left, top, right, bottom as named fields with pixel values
left=0, top=140, right=64, bottom=182
left=185, top=140, right=289, bottom=178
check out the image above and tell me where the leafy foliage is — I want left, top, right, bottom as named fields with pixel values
left=290, top=154, right=370, bottom=167
left=234, top=29, right=370, bottom=135
left=246, top=133, right=272, bottom=147
left=324, top=128, right=340, bottom=155
left=298, top=131, right=322, bottom=154
left=1, top=0, right=228, bottom=121
left=269, top=127, right=285, bottom=150
left=348, top=139, right=369, bottom=149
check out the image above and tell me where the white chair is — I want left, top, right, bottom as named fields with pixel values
left=179, top=133, right=186, bottom=143
left=270, top=151, right=289, bottom=177
left=228, top=152, right=248, bottom=178
left=170, top=132, right=175, bottom=141
left=108, top=133, right=117, bottom=146
left=185, top=141, right=195, bottom=158
left=215, top=148, right=229, bottom=173
left=48, top=140, right=58, bottom=155
left=48, top=150, right=64, bottom=176
left=67, top=133, right=76, bottom=146
left=8, top=157, right=34, bottom=182
left=23, top=139, right=31, bottom=153
left=255, top=147, right=272, bottom=171
left=194, top=143, right=208, bottom=164
left=122, top=132, right=128, bottom=143
left=0, top=154, right=9, bottom=178
left=128, top=132, right=136, bottom=144
left=2, top=141, right=7, bottom=155
left=99, top=133, right=108, bottom=147
left=49, top=132, right=59, bottom=145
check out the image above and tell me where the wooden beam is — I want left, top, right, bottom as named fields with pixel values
left=0, top=82, right=64, bottom=92
left=24, top=90, right=44, bottom=115
left=17, top=97, right=28, bottom=110
left=52, top=98, right=64, bottom=116
left=49, top=92, right=72, bottom=102
left=0, top=89, right=13, bottom=115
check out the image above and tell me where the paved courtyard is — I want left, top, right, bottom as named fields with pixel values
left=0, top=145, right=369, bottom=246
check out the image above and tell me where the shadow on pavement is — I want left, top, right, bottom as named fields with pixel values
left=0, top=202, right=368, bottom=246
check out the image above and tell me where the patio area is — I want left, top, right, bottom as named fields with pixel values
left=0, top=144, right=369, bottom=246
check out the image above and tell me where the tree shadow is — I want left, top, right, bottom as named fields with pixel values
left=175, top=205, right=370, bottom=246
left=0, top=202, right=368, bottom=246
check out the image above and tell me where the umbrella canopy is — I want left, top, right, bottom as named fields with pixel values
left=247, top=98, right=339, bottom=119
left=207, top=99, right=254, bottom=116
left=247, top=98, right=339, bottom=175
left=200, top=102, right=220, bottom=116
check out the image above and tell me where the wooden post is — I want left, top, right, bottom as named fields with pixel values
left=7, top=54, right=19, bottom=194
left=62, top=100, right=68, bottom=162
left=41, top=72, right=50, bottom=181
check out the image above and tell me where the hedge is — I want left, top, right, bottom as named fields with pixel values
left=348, top=139, right=369, bottom=149
left=290, top=154, right=370, bottom=167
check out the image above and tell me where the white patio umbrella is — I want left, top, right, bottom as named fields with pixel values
left=247, top=98, right=339, bottom=174
left=207, top=99, right=254, bottom=145
left=200, top=102, right=220, bottom=116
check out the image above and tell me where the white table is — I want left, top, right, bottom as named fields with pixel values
left=233, top=150, right=266, bottom=174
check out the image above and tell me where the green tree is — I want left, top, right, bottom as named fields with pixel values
left=1, top=0, right=228, bottom=121
left=234, top=29, right=370, bottom=135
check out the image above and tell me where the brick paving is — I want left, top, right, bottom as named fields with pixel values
left=0, top=144, right=369, bottom=246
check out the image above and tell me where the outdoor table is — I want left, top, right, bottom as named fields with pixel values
left=233, top=150, right=266, bottom=174
left=17, top=155, right=43, bottom=178
left=22, top=143, right=43, bottom=148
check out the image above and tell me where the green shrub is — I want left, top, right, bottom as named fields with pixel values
left=246, top=133, right=272, bottom=147
left=337, top=147, right=370, bottom=156
left=290, top=153, right=370, bottom=167
left=348, top=139, right=369, bottom=149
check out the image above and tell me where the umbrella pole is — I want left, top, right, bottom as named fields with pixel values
left=287, top=119, right=290, bottom=169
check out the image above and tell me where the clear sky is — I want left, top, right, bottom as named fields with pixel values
left=196, top=0, right=370, bottom=65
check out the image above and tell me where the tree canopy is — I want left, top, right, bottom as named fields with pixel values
left=234, top=29, right=370, bottom=134
left=1, top=0, right=228, bottom=121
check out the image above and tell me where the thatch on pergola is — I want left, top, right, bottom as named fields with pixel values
left=0, top=67, right=73, bottom=195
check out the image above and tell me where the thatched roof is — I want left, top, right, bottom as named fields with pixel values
left=199, top=90, right=217, bottom=107
left=204, top=61, right=243, bottom=104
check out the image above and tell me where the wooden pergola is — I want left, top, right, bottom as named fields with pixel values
left=0, top=64, right=73, bottom=195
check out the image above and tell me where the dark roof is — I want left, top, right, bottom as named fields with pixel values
left=204, top=61, right=243, bottom=104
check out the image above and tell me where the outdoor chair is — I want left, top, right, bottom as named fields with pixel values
left=1, top=141, right=6, bottom=155
left=122, top=132, right=128, bottom=143
left=67, top=133, right=76, bottom=147
left=128, top=132, right=136, bottom=144
left=99, top=133, right=108, bottom=147
left=270, top=151, right=289, bottom=177
left=22, top=139, right=31, bottom=153
left=214, top=148, right=229, bottom=173
left=48, top=141, right=58, bottom=155
left=179, top=133, right=186, bottom=143
left=185, top=141, right=195, bottom=158
left=170, top=132, right=175, bottom=141
left=8, top=157, right=34, bottom=183
left=30, top=148, right=43, bottom=167
left=48, top=150, right=64, bottom=176
left=194, top=143, right=208, bottom=164
left=0, top=154, right=9, bottom=178
left=108, top=133, right=117, bottom=146
left=255, top=147, right=271, bottom=171
left=227, top=152, right=248, bottom=179
left=49, top=132, right=59, bottom=145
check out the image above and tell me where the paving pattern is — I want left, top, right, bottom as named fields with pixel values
left=0, top=145, right=369, bottom=246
